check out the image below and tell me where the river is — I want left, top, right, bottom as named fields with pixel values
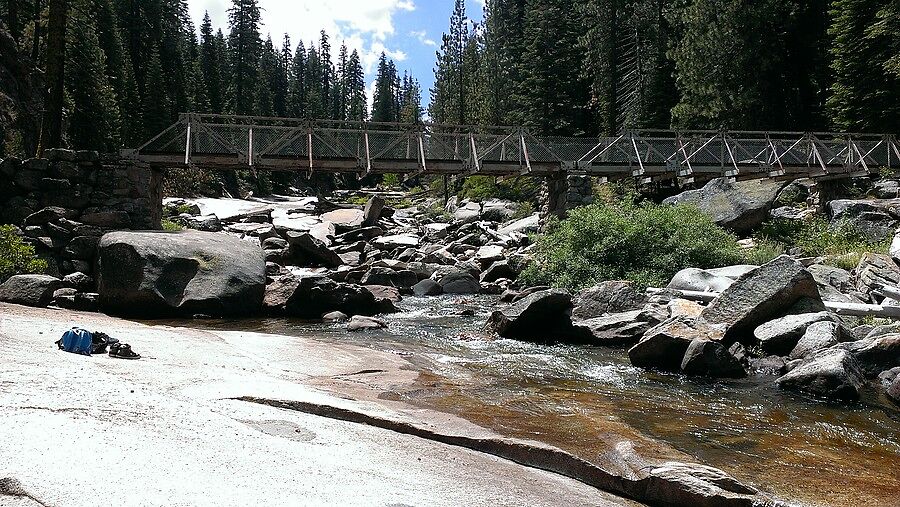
left=184, top=294, right=900, bottom=507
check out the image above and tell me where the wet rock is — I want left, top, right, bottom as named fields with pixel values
left=628, top=317, right=727, bottom=372
left=642, top=461, right=761, bottom=507
left=347, top=315, right=386, bottom=332
left=776, top=347, right=864, bottom=401
left=788, top=321, right=843, bottom=360
left=844, top=334, right=900, bottom=377
left=480, top=261, right=518, bottom=284
left=487, top=289, right=587, bottom=343
left=572, top=310, right=648, bottom=346
left=362, top=196, right=385, bottom=227
left=662, top=177, right=784, bottom=233
left=753, top=312, right=832, bottom=356
left=749, top=355, right=786, bottom=375
left=701, top=255, right=824, bottom=342
left=285, top=231, right=343, bottom=268
left=0, top=274, right=64, bottom=307
left=667, top=268, right=735, bottom=293
left=855, top=252, right=900, bottom=298
left=361, top=267, right=417, bottom=288
left=97, top=230, right=265, bottom=317
left=322, top=310, right=348, bottom=322
left=412, top=278, right=443, bottom=297
left=433, top=267, right=480, bottom=294
left=263, top=275, right=395, bottom=318
left=572, top=281, right=647, bottom=320
left=62, top=271, right=93, bottom=291
left=364, top=284, right=402, bottom=304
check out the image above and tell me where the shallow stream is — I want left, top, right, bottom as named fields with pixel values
left=183, top=295, right=900, bottom=506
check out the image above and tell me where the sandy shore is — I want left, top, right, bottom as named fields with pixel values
left=0, top=303, right=638, bottom=507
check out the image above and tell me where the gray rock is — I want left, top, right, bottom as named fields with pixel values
left=0, top=274, right=64, bottom=307
left=662, top=177, right=784, bottom=233
left=320, top=208, right=365, bottom=230
left=667, top=268, right=735, bottom=293
left=24, top=206, right=76, bottom=226
left=643, top=461, right=760, bottom=507
left=434, top=268, right=480, bottom=294
left=855, top=252, right=900, bottom=298
left=373, top=234, right=420, bottom=249
left=828, top=198, right=900, bottom=222
left=480, top=199, right=516, bottom=222
left=776, top=348, right=864, bottom=401
left=808, top=264, right=853, bottom=293
left=680, top=339, right=745, bottom=377
left=874, top=180, right=900, bottom=199
left=347, top=315, right=386, bottom=332
left=753, top=312, right=832, bottom=356
left=628, top=317, right=727, bottom=372
left=63, top=236, right=99, bottom=260
left=845, top=334, right=900, bottom=378
left=497, top=213, right=540, bottom=235
left=263, top=275, right=396, bottom=318
left=81, top=211, right=131, bottom=229
left=572, top=281, right=647, bottom=320
left=705, top=265, right=758, bottom=280
left=362, top=196, right=385, bottom=227
left=480, top=261, right=518, bottom=284
left=701, top=255, right=824, bottom=341
left=412, top=278, right=443, bottom=297
left=97, top=231, right=265, bottom=317
left=361, top=267, right=418, bottom=288
left=487, top=289, right=587, bottom=343
left=749, top=355, right=787, bottom=375
left=285, top=231, right=343, bottom=268
left=788, top=321, right=842, bottom=360
left=53, top=291, right=100, bottom=312
left=572, top=310, right=648, bottom=346
left=322, top=310, right=349, bottom=322
left=184, top=214, right=222, bottom=232
left=453, top=201, right=481, bottom=223
left=62, top=272, right=93, bottom=291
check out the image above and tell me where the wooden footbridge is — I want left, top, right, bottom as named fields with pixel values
left=122, top=113, right=900, bottom=184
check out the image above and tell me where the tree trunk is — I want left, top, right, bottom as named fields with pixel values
left=6, top=0, right=20, bottom=43
left=37, top=0, right=65, bottom=156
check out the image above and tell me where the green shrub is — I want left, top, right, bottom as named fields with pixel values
left=161, top=219, right=184, bottom=232
left=511, top=201, right=536, bottom=221
left=459, top=175, right=539, bottom=202
left=0, top=225, right=48, bottom=283
left=743, top=237, right=785, bottom=265
left=382, top=173, right=402, bottom=188
left=754, top=217, right=889, bottom=258
left=520, top=201, right=743, bottom=290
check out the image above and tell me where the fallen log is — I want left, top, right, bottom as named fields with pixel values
left=645, top=287, right=900, bottom=319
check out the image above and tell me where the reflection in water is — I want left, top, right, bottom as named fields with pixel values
left=186, top=295, right=900, bottom=507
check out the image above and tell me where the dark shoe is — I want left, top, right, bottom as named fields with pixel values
left=110, top=343, right=141, bottom=360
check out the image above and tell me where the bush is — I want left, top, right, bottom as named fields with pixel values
left=520, top=201, right=743, bottom=290
left=753, top=217, right=889, bottom=258
left=459, top=175, right=539, bottom=202
left=0, top=225, right=48, bottom=283
left=161, top=219, right=183, bottom=232
left=742, top=237, right=785, bottom=266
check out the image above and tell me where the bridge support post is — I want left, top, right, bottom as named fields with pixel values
left=541, top=173, right=594, bottom=219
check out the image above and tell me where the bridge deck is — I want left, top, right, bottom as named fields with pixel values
left=123, top=113, right=900, bottom=183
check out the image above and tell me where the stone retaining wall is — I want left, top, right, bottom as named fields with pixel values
left=541, top=173, right=594, bottom=218
left=0, top=150, right=163, bottom=278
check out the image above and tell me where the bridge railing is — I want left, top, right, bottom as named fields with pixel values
left=122, top=113, right=899, bottom=180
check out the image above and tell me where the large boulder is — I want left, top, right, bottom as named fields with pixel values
left=889, top=374, right=900, bottom=404
left=572, top=310, right=649, bottom=346
left=572, top=281, right=647, bottom=320
left=628, top=317, right=727, bottom=372
left=680, top=339, right=745, bottom=377
left=263, top=275, right=395, bottom=318
left=667, top=268, right=735, bottom=293
left=285, top=231, right=342, bottom=268
left=776, top=348, right=864, bottom=401
left=362, top=196, right=385, bottom=227
left=753, top=312, right=832, bottom=356
left=97, top=231, right=265, bottom=317
left=854, top=253, right=900, bottom=299
left=433, top=267, right=480, bottom=294
left=844, top=334, right=900, bottom=377
left=487, top=289, right=587, bottom=343
left=662, top=177, right=784, bottom=233
left=0, top=274, right=63, bottom=307
left=700, top=255, right=823, bottom=342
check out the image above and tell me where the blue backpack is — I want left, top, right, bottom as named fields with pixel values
left=57, top=328, right=94, bottom=356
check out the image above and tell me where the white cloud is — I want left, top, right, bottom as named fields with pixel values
left=409, top=30, right=436, bottom=47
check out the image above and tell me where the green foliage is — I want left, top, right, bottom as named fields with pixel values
left=754, top=217, right=889, bottom=258
left=743, top=237, right=785, bottom=266
left=382, top=173, right=402, bottom=188
left=511, top=201, right=535, bottom=221
left=161, top=219, right=184, bottom=232
left=459, top=175, right=539, bottom=202
left=520, top=201, right=743, bottom=290
left=0, top=226, right=48, bottom=283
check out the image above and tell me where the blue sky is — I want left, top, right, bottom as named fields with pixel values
left=186, top=0, right=485, bottom=109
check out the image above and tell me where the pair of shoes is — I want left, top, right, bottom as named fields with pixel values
left=108, top=342, right=141, bottom=360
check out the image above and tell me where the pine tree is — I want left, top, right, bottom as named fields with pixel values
left=372, top=53, right=398, bottom=122
left=399, top=73, right=423, bottom=123
left=199, top=12, right=224, bottom=113
left=141, top=47, right=172, bottom=137
left=335, top=43, right=349, bottom=121
left=226, top=0, right=261, bottom=115
left=255, top=36, right=277, bottom=116
left=319, top=30, right=334, bottom=119
left=429, top=0, right=471, bottom=124
left=304, top=45, right=325, bottom=118
left=65, top=0, right=121, bottom=151
left=287, top=40, right=306, bottom=117
left=274, top=34, right=291, bottom=117
left=346, top=49, right=367, bottom=121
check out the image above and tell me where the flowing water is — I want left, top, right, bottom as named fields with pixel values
left=185, top=295, right=900, bottom=506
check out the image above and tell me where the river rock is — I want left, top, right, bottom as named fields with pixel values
left=322, top=310, right=348, bottom=322
left=844, top=334, right=900, bottom=377
left=285, top=231, right=343, bottom=268
left=662, top=177, right=784, bottom=233
left=62, top=271, right=93, bottom=291
left=667, top=268, right=735, bottom=293
left=642, top=461, right=760, bottom=507
left=362, top=196, right=385, bottom=227
left=497, top=213, right=540, bottom=235
left=453, top=201, right=481, bottom=223
left=572, top=281, right=647, bottom=320
left=433, top=267, right=480, bottom=294
left=572, top=310, right=648, bottom=346
left=888, top=373, right=900, bottom=404
left=412, top=279, right=442, bottom=297
left=487, top=289, right=586, bottom=343
left=97, top=231, right=266, bottom=317
left=753, top=312, right=832, bottom=356
left=854, top=252, right=900, bottom=298
left=264, top=275, right=395, bottom=318
left=364, top=285, right=401, bottom=304
left=680, top=339, right=745, bottom=377
left=320, top=208, right=365, bottom=230
left=374, top=234, right=420, bottom=250
left=347, top=315, right=387, bottom=332
left=628, top=317, right=727, bottom=372
left=0, top=274, right=64, bottom=307
left=480, top=261, right=517, bottom=283
left=788, top=321, right=843, bottom=360
left=701, top=255, right=823, bottom=342
left=776, top=347, right=864, bottom=401
left=361, top=267, right=417, bottom=288
left=480, top=199, right=516, bottom=222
